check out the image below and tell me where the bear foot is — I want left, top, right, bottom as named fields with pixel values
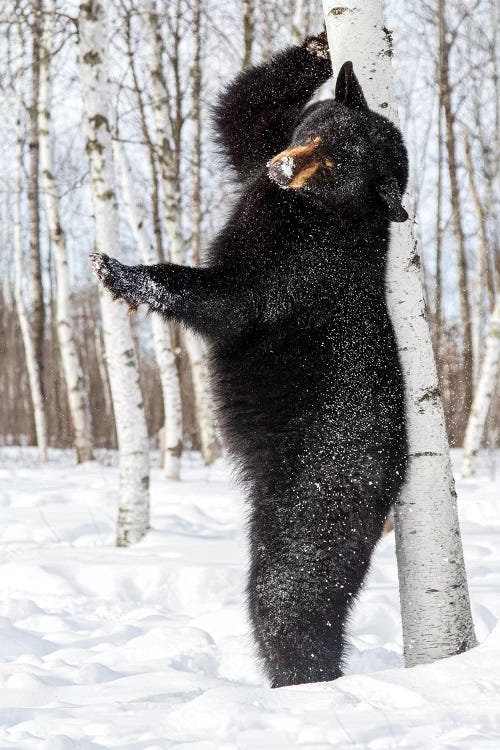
left=303, top=29, right=330, bottom=60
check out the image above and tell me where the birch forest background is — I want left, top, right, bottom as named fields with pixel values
left=0, top=0, right=499, bottom=471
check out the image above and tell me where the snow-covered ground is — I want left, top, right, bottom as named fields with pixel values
left=0, top=447, right=499, bottom=749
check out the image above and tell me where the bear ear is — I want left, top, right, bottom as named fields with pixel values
left=377, top=176, right=409, bottom=222
left=335, top=61, right=368, bottom=111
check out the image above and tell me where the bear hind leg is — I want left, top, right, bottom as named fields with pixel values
left=248, top=558, right=351, bottom=688
left=247, top=491, right=385, bottom=688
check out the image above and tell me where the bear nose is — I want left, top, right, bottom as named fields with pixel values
left=268, top=156, right=295, bottom=187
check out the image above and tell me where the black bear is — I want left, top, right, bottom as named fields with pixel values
left=91, top=31, right=409, bottom=688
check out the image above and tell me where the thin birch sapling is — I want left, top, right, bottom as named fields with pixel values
left=39, top=0, right=94, bottom=464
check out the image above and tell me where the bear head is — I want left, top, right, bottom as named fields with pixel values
left=267, top=61, right=409, bottom=222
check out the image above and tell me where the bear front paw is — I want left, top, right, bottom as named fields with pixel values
left=303, top=30, right=330, bottom=60
left=90, top=252, right=140, bottom=311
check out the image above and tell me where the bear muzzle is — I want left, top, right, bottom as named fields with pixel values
left=267, top=136, right=323, bottom=189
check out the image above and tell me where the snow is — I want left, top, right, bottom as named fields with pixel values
left=0, top=447, right=499, bottom=749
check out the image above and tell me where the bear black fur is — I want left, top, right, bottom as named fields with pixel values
left=91, top=33, right=409, bottom=689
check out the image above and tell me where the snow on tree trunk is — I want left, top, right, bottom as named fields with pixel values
left=322, top=0, right=477, bottom=666
left=14, top=120, right=47, bottom=463
left=144, top=0, right=219, bottom=465
left=114, top=139, right=183, bottom=479
left=39, top=0, right=94, bottom=464
left=462, top=300, right=500, bottom=477
left=78, top=0, right=150, bottom=546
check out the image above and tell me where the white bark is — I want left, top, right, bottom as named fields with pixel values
left=471, top=243, right=484, bottom=386
left=291, top=0, right=305, bottom=44
left=13, top=123, right=47, bottom=463
left=79, top=0, right=150, bottom=545
left=462, top=300, right=500, bottom=477
left=93, top=319, right=113, bottom=423
left=183, top=332, right=219, bottom=464
left=114, top=138, right=183, bottom=479
left=39, top=0, right=94, bottom=463
left=143, top=0, right=183, bottom=265
left=143, top=0, right=219, bottom=465
left=322, top=0, right=476, bottom=666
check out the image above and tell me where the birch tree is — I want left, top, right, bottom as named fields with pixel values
left=439, top=0, right=474, bottom=419
left=114, top=138, right=183, bottom=479
left=143, top=0, right=183, bottom=262
left=291, top=0, right=305, bottom=44
left=28, top=0, right=45, bottom=390
left=464, top=128, right=495, bottom=313
left=143, top=0, right=219, bottom=464
left=322, top=0, right=476, bottom=666
left=92, top=312, right=114, bottom=431
left=122, top=3, right=164, bottom=262
left=462, top=301, right=500, bottom=477
left=191, top=0, right=202, bottom=268
left=39, top=0, right=94, bottom=463
left=14, top=113, right=47, bottom=462
left=241, top=0, right=255, bottom=70
left=79, top=0, right=150, bottom=545
left=434, top=95, right=443, bottom=372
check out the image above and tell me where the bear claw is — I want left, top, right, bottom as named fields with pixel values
left=89, top=252, right=112, bottom=284
left=89, top=252, right=140, bottom=311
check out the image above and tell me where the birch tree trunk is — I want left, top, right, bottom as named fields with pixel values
left=241, top=0, right=255, bottom=70
left=143, top=0, right=183, bottom=264
left=435, top=97, right=443, bottom=371
left=79, top=0, right=150, bottom=546
left=439, top=0, right=474, bottom=421
left=28, top=0, right=45, bottom=391
left=462, top=301, right=500, bottom=477
left=470, top=239, right=485, bottom=387
left=144, top=0, right=219, bottom=464
left=322, top=0, right=477, bottom=667
left=14, top=118, right=47, bottom=462
left=123, top=8, right=164, bottom=262
left=191, top=0, right=202, bottom=268
left=464, top=129, right=495, bottom=312
left=93, top=316, right=114, bottom=429
left=39, top=0, right=94, bottom=463
left=114, top=139, right=182, bottom=479
left=291, top=0, right=305, bottom=44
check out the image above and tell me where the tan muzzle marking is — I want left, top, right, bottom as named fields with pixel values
left=289, top=162, right=321, bottom=187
